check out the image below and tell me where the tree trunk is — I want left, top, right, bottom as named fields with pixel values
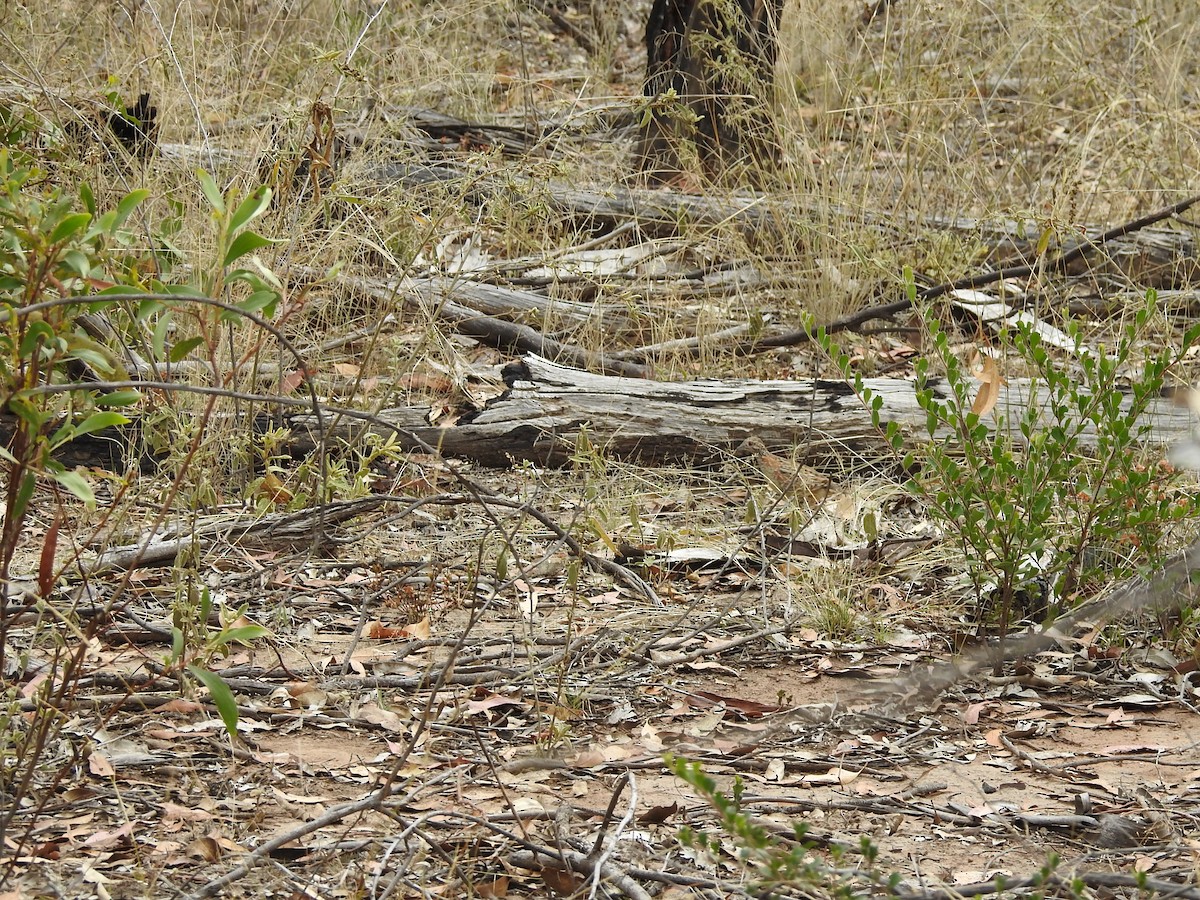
left=637, top=0, right=786, bottom=186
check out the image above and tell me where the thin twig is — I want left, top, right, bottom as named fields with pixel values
left=588, top=772, right=637, bottom=900
left=508, top=849, right=654, bottom=900
left=189, top=768, right=462, bottom=899
left=742, top=193, right=1200, bottom=352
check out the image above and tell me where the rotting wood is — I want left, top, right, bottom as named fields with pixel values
left=299, top=268, right=649, bottom=379
left=279, top=353, right=1194, bottom=468
left=17, top=354, right=1195, bottom=474
left=372, top=163, right=1200, bottom=289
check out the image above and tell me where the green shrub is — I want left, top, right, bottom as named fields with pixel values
left=822, top=273, right=1200, bottom=666
left=0, top=150, right=278, bottom=866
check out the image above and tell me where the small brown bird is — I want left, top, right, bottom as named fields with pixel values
left=735, top=437, right=833, bottom=506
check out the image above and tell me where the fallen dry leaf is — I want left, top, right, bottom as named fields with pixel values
left=638, top=801, right=678, bottom=825
left=283, top=682, right=328, bottom=709
left=466, top=692, right=525, bottom=716
left=402, top=615, right=431, bottom=640
left=278, top=368, right=309, bottom=394
left=357, top=702, right=410, bottom=732
left=87, top=752, right=115, bottom=778
left=540, top=867, right=584, bottom=896
left=476, top=876, right=509, bottom=898
left=800, top=767, right=858, bottom=786
left=691, top=690, right=781, bottom=718
left=963, top=701, right=989, bottom=725
left=257, top=471, right=294, bottom=505
left=187, top=835, right=223, bottom=862
left=970, top=351, right=1003, bottom=417
left=160, top=802, right=212, bottom=824
left=366, top=620, right=416, bottom=640
left=83, top=822, right=134, bottom=850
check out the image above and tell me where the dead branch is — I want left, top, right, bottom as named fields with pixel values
left=80, top=496, right=387, bottom=576
left=189, top=770, right=463, bottom=899
left=325, top=269, right=650, bottom=378
left=861, top=531, right=1200, bottom=709
left=374, top=162, right=1199, bottom=286
left=508, top=849, right=654, bottom=900
left=746, top=193, right=1200, bottom=351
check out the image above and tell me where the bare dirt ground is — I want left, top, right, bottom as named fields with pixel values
left=6, top=465, right=1199, bottom=899
left=3, top=1, right=1200, bottom=898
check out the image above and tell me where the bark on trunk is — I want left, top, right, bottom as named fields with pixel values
left=637, top=0, right=786, bottom=186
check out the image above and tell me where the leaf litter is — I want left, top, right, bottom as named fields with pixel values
left=6, top=448, right=1200, bottom=899
left=5, top=5, right=1200, bottom=899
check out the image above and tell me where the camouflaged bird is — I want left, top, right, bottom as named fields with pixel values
left=735, top=437, right=833, bottom=507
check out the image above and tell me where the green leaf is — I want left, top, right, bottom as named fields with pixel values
left=79, top=182, right=96, bottom=216
left=225, top=268, right=274, bottom=293
left=95, top=389, right=141, bottom=408
left=168, top=335, right=205, bottom=362
left=222, top=230, right=276, bottom=268
left=186, top=665, right=240, bottom=738
left=135, top=297, right=165, bottom=319
left=228, top=186, right=272, bottom=233
left=863, top=511, right=878, bottom=542
left=60, top=248, right=92, bottom=278
left=196, top=170, right=225, bottom=215
left=73, top=411, right=130, bottom=437
left=113, top=189, right=150, bottom=230
left=161, top=283, right=206, bottom=297
left=214, top=624, right=271, bottom=646
left=151, top=311, right=173, bottom=359
left=66, top=342, right=116, bottom=375
left=169, top=627, right=185, bottom=664
left=48, top=418, right=74, bottom=449
left=50, top=467, right=96, bottom=509
left=90, top=210, right=117, bottom=236
left=219, top=289, right=278, bottom=322
left=18, top=319, right=55, bottom=359
left=91, top=286, right=143, bottom=305
left=12, top=470, right=36, bottom=520
left=50, top=212, right=91, bottom=244
left=6, top=395, right=47, bottom=432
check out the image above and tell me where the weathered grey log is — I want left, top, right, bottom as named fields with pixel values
left=326, top=271, right=649, bottom=378
left=277, top=354, right=1196, bottom=468
left=12, top=356, right=1194, bottom=473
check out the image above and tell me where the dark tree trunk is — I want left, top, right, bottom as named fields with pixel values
left=636, top=0, right=785, bottom=186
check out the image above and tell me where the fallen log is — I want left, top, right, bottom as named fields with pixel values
left=11, top=354, right=1195, bottom=473
left=280, top=354, right=1196, bottom=469
left=372, top=163, right=1200, bottom=290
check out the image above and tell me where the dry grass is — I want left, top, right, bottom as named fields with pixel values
left=0, top=0, right=1194, bottom=640
left=3, top=2, right=1200, bottom=894
left=6, top=0, right=1197, bottom=374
